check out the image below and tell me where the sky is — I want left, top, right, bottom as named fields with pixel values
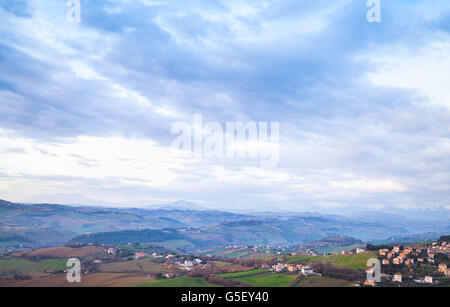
left=0, top=0, right=450, bottom=212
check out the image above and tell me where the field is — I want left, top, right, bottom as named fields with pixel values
left=99, top=258, right=166, bottom=273
left=14, top=246, right=105, bottom=258
left=215, top=269, right=266, bottom=278
left=0, top=273, right=155, bottom=287
left=295, top=275, right=353, bottom=287
left=233, top=273, right=296, bottom=287
left=0, top=258, right=67, bottom=275
left=136, top=275, right=220, bottom=287
left=285, top=252, right=376, bottom=270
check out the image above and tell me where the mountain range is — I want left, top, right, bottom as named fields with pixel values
left=0, top=199, right=449, bottom=251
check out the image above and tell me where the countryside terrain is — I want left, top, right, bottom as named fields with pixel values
left=0, top=199, right=449, bottom=287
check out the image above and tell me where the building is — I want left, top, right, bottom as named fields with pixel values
left=387, top=252, right=396, bottom=259
left=393, top=257, right=404, bottom=265
left=364, top=280, right=376, bottom=287
left=134, top=252, right=148, bottom=260
left=356, top=247, right=366, bottom=254
left=274, top=263, right=286, bottom=272
left=184, top=260, right=194, bottom=267
left=286, top=264, right=297, bottom=272
left=439, top=263, right=448, bottom=274
left=106, top=247, right=116, bottom=254
left=393, top=246, right=401, bottom=253
left=302, top=266, right=314, bottom=275
left=424, top=276, right=433, bottom=284
left=341, top=250, right=349, bottom=255
left=405, top=259, right=414, bottom=266
left=382, top=259, right=390, bottom=265
left=393, top=274, right=402, bottom=283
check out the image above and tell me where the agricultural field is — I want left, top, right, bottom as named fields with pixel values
left=14, top=246, right=105, bottom=258
left=136, top=275, right=220, bottom=287
left=0, top=273, right=155, bottom=287
left=285, top=252, right=376, bottom=270
left=215, top=269, right=266, bottom=278
left=99, top=258, right=166, bottom=273
left=0, top=258, right=66, bottom=275
left=232, top=273, right=297, bottom=287
left=295, top=275, right=353, bottom=287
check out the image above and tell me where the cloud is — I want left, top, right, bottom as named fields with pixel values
left=0, top=0, right=449, bottom=212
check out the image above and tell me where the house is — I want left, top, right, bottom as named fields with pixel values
left=134, top=252, right=148, bottom=260
left=417, top=258, right=424, bottom=263
left=286, top=264, right=297, bottom=272
left=302, top=266, right=314, bottom=275
left=393, top=246, right=401, bottom=253
left=194, top=259, right=202, bottom=265
left=364, top=280, right=376, bottom=287
left=356, top=247, right=366, bottom=254
left=382, top=259, right=390, bottom=265
left=405, top=259, right=414, bottom=266
left=393, top=257, right=404, bottom=265
left=164, top=272, right=175, bottom=279
left=393, top=274, right=402, bottom=283
left=106, top=248, right=116, bottom=254
left=184, top=260, right=194, bottom=267
left=424, top=276, right=433, bottom=284
left=296, top=264, right=303, bottom=270
left=341, top=250, right=349, bottom=255
left=438, top=263, right=448, bottom=274
left=387, top=252, right=396, bottom=259
left=273, top=263, right=286, bottom=272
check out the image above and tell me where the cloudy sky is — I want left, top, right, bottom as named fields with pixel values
left=0, top=0, right=449, bottom=212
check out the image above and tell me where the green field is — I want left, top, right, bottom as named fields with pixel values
left=285, top=252, right=376, bottom=270
left=296, top=275, right=353, bottom=287
left=0, top=258, right=67, bottom=274
left=233, top=273, right=296, bottom=287
left=216, top=269, right=266, bottom=278
left=99, top=258, right=165, bottom=273
left=136, top=275, right=220, bottom=287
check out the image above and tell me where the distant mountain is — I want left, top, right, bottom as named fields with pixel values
left=1, top=199, right=449, bottom=251
left=145, top=200, right=207, bottom=211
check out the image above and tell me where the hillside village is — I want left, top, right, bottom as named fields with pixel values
left=0, top=235, right=449, bottom=287
left=362, top=238, right=450, bottom=287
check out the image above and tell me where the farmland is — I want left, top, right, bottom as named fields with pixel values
left=0, top=273, right=155, bottom=287
left=232, top=273, right=297, bottom=287
left=136, top=275, right=219, bottom=287
left=14, top=246, right=105, bottom=258
left=296, top=275, right=353, bottom=287
left=99, top=258, right=166, bottom=273
left=284, top=252, right=377, bottom=270
left=0, top=258, right=66, bottom=275
left=215, top=269, right=265, bottom=278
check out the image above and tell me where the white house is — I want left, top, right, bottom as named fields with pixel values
left=393, top=274, right=402, bottom=283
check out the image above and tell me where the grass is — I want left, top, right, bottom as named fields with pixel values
left=233, top=273, right=296, bottom=287
left=99, top=258, right=165, bottom=273
left=0, top=258, right=67, bottom=274
left=212, top=261, right=231, bottom=267
left=285, top=252, right=376, bottom=270
left=215, top=269, right=266, bottom=278
left=296, top=275, right=353, bottom=287
left=135, top=275, right=220, bottom=287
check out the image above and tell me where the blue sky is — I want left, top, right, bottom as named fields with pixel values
left=0, top=0, right=449, bottom=212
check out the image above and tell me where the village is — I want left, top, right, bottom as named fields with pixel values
left=363, top=239, right=450, bottom=287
